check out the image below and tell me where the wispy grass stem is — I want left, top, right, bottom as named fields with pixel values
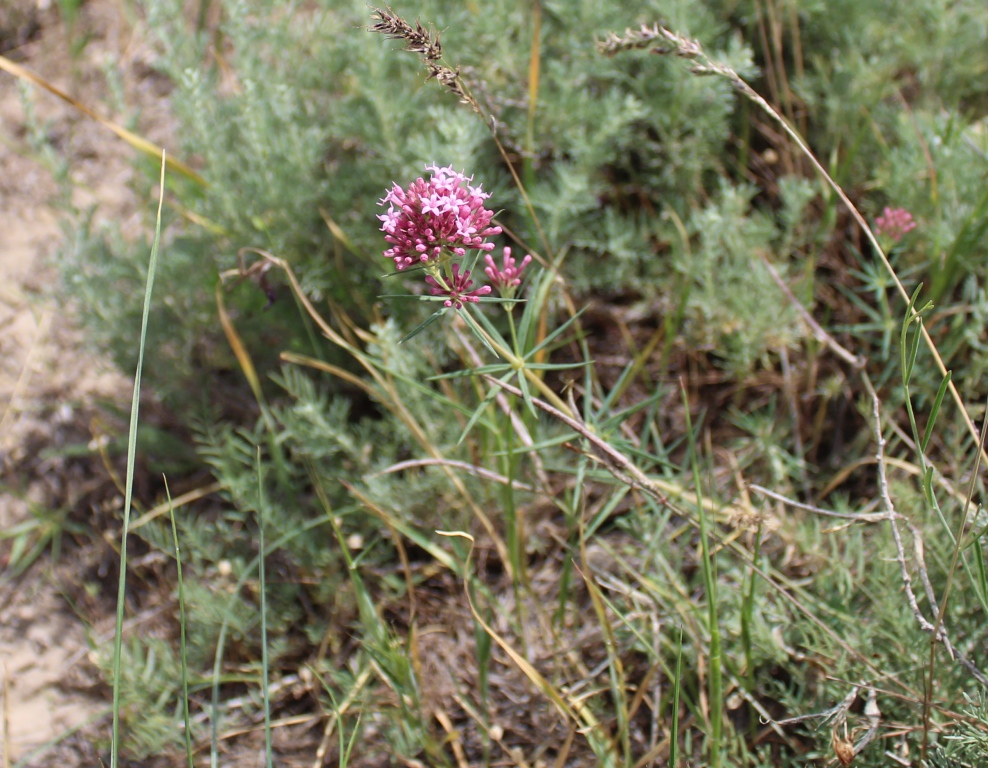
left=110, top=151, right=165, bottom=768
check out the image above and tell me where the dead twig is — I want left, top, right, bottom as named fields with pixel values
left=749, top=484, right=885, bottom=522
left=868, top=387, right=988, bottom=687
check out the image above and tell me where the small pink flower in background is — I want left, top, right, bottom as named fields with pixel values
left=485, top=247, right=532, bottom=298
left=875, top=206, right=917, bottom=243
left=378, top=165, right=502, bottom=270
left=424, top=263, right=491, bottom=309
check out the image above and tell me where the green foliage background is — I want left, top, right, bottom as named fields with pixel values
left=37, top=0, right=988, bottom=763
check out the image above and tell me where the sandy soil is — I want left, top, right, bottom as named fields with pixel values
left=0, top=0, right=177, bottom=761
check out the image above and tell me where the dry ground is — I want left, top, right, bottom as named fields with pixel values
left=0, top=0, right=179, bottom=761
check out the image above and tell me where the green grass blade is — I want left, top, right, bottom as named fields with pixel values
left=465, top=297, right=512, bottom=349
left=516, top=269, right=549, bottom=347
left=670, top=624, right=684, bottom=768
left=165, top=476, right=194, bottom=768
left=399, top=307, right=447, bottom=344
left=681, top=382, right=721, bottom=768
left=522, top=306, right=589, bottom=361
left=456, top=377, right=505, bottom=447
left=460, top=307, right=500, bottom=358
left=255, top=449, right=274, bottom=768
left=516, top=366, right=537, bottom=420
left=931, top=185, right=988, bottom=302
left=899, top=283, right=923, bottom=386
left=921, top=371, right=952, bottom=453
left=110, top=151, right=166, bottom=768
left=209, top=514, right=339, bottom=766
left=429, top=364, right=512, bottom=380
left=974, top=538, right=988, bottom=605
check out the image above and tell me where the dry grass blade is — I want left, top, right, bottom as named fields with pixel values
left=130, top=482, right=223, bottom=531
left=433, top=706, right=469, bottom=768
left=372, top=458, right=536, bottom=492
left=0, top=54, right=205, bottom=185
left=215, top=281, right=264, bottom=404
left=759, top=255, right=864, bottom=368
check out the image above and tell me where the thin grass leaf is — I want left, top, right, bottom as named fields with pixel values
left=741, top=517, right=763, bottom=732
left=459, top=307, right=500, bottom=358
left=598, top=358, right=641, bottom=414
left=523, top=306, right=589, bottom=361
left=379, top=364, right=493, bottom=423
left=670, top=625, right=684, bottom=768
left=457, top=375, right=510, bottom=447
left=429, top=364, right=512, bottom=381
left=899, top=283, right=924, bottom=386
left=110, top=152, right=165, bottom=768
left=399, top=307, right=447, bottom=344
left=516, top=367, right=538, bottom=420
left=165, top=477, right=194, bottom=768
left=522, top=361, right=593, bottom=371
left=523, top=0, right=540, bottom=190
left=463, top=299, right=511, bottom=349
left=497, top=431, right=578, bottom=456
left=974, top=539, right=988, bottom=606
left=516, top=269, right=547, bottom=347
left=585, top=486, right=630, bottom=539
left=964, top=518, right=988, bottom=551
left=255, top=449, right=274, bottom=768
left=922, top=371, right=952, bottom=453
left=576, top=553, right=630, bottom=764
left=598, top=389, right=668, bottom=433
left=215, top=282, right=290, bottom=489
left=681, top=382, right=721, bottom=768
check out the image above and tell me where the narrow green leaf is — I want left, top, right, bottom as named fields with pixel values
left=900, top=283, right=924, bottom=385
left=111, top=152, right=166, bottom=768
left=255, top=449, right=274, bottom=768
left=429, top=364, right=512, bottom=381
left=460, top=307, right=500, bottom=358
left=670, top=624, right=684, bottom=768
left=523, top=306, right=589, bottom=360
left=456, top=379, right=505, bottom=446
left=165, top=477, right=194, bottom=768
left=465, top=299, right=511, bottom=349
left=399, top=308, right=447, bottom=344
left=921, top=371, right=952, bottom=453
left=517, top=368, right=538, bottom=419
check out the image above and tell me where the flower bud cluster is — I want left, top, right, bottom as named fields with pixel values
left=379, top=166, right=531, bottom=309
left=875, top=206, right=917, bottom=243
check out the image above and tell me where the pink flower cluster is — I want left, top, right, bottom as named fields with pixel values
left=875, top=207, right=916, bottom=243
left=379, top=165, right=502, bottom=270
left=380, top=166, right=532, bottom=310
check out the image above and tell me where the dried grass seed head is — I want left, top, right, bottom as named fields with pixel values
left=369, top=6, right=443, bottom=61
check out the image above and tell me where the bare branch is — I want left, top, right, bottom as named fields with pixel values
left=870, top=389, right=988, bottom=686
left=749, top=484, right=885, bottom=522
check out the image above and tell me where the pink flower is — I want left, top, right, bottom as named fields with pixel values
left=875, top=207, right=917, bottom=243
left=378, top=165, right=502, bottom=270
left=484, top=247, right=532, bottom=298
left=424, top=263, right=491, bottom=309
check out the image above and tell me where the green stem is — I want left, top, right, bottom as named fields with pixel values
left=467, top=314, right=573, bottom=416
